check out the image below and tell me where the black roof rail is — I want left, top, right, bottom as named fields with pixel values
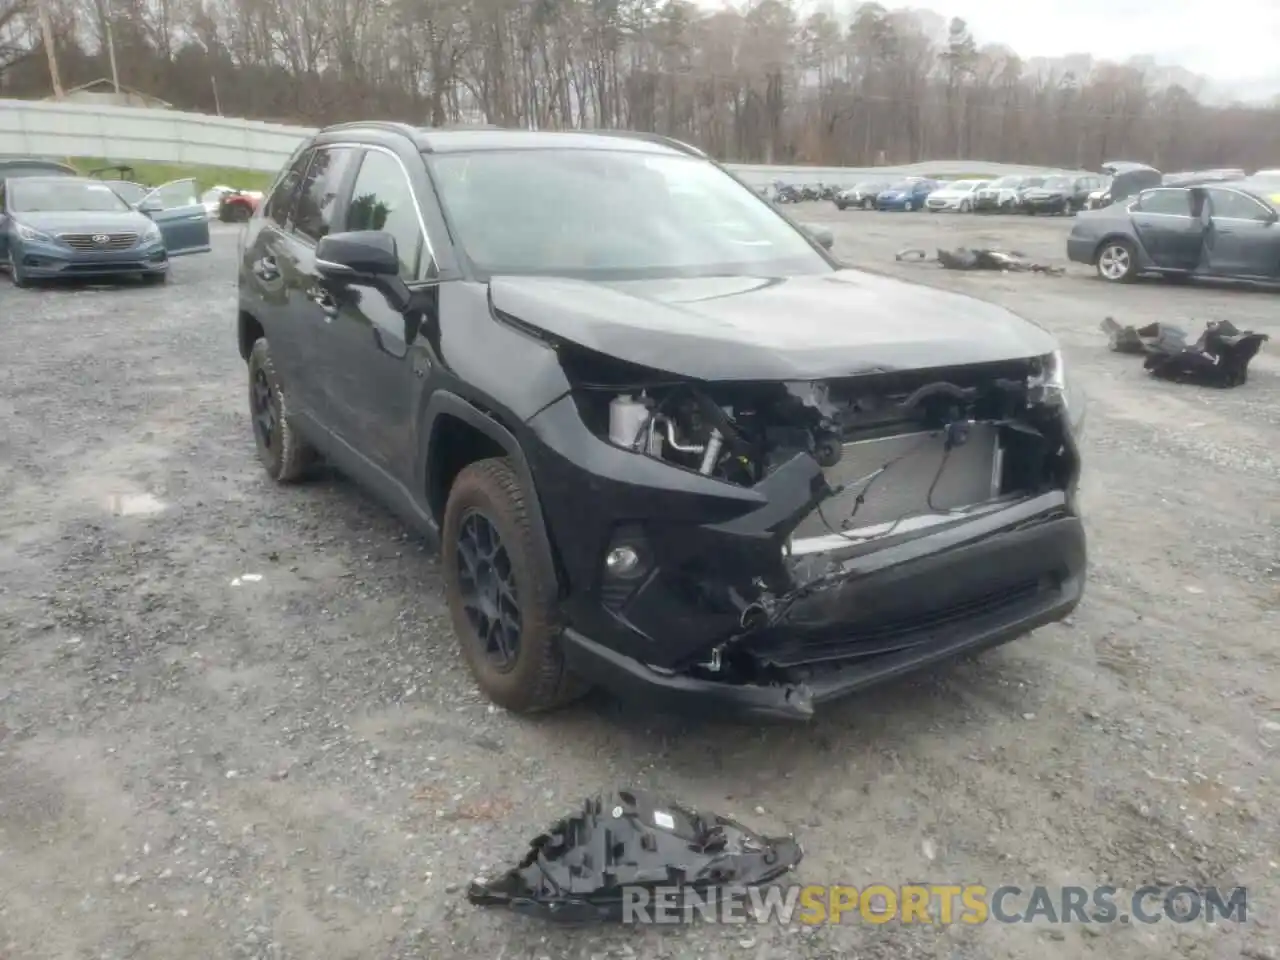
left=318, top=120, right=420, bottom=140
left=577, top=129, right=707, bottom=158
left=417, top=123, right=509, bottom=151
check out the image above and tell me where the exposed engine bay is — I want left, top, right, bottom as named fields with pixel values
left=570, top=350, right=1072, bottom=549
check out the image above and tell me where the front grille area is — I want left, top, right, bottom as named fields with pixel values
left=792, top=425, right=1001, bottom=541
left=58, top=232, right=138, bottom=251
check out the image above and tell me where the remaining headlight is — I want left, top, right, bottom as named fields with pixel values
left=142, top=222, right=162, bottom=243
left=1042, top=350, right=1086, bottom=438
left=15, top=223, right=53, bottom=243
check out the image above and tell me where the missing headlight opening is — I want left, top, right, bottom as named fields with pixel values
left=561, top=348, right=1080, bottom=715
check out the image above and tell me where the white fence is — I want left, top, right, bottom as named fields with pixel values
left=0, top=97, right=1078, bottom=183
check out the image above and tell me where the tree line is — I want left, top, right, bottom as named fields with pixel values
left=2, top=0, right=1279, bottom=172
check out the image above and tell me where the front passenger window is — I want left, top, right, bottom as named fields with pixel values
left=344, top=149, right=433, bottom=280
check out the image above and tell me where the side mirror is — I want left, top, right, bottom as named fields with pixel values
left=802, top=224, right=835, bottom=250
left=316, top=230, right=412, bottom=312
left=138, top=197, right=162, bottom=214
left=316, top=230, right=400, bottom=278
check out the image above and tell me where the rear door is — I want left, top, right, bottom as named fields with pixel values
left=242, top=148, right=333, bottom=431
left=277, top=145, right=363, bottom=433
left=1200, top=187, right=1280, bottom=278
left=141, top=179, right=211, bottom=255
left=1129, top=188, right=1202, bottom=270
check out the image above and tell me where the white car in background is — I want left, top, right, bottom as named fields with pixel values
left=925, top=179, right=989, bottom=212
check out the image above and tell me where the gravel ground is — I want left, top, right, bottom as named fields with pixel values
left=1, top=213, right=1277, bottom=960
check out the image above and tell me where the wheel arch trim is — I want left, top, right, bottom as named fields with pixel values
left=419, top=390, right=562, bottom=602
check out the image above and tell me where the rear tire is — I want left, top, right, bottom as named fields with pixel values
left=247, top=337, right=317, bottom=483
left=442, top=458, right=586, bottom=714
left=1096, top=239, right=1138, bottom=283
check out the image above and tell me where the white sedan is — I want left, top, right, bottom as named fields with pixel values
left=924, top=179, right=989, bottom=213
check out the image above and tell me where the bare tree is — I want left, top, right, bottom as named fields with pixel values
left=1, top=0, right=1277, bottom=171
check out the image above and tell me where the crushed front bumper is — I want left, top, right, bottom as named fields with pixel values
left=559, top=491, right=1085, bottom=721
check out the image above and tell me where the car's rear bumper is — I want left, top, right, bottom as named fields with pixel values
left=560, top=494, right=1086, bottom=721
left=1066, top=235, right=1096, bottom=265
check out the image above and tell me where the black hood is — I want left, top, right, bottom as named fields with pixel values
left=489, top=270, right=1057, bottom=381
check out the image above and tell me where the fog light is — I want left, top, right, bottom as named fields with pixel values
left=605, top=545, right=641, bottom=577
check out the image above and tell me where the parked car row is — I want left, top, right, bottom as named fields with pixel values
left=821, top=163, right=1279, bottom=218
left=827, top=173, right=1112, bottom=215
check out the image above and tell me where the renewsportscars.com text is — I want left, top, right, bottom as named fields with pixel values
left=620, top=884, right=1248, bottom=926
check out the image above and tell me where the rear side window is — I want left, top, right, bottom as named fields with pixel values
left=1136, top=189, right=1191, bottom=215
left=264, top=149, right=312, bottom=228
left=343, top=149, right=433, bottom=280
left=292, top=146, right=360, bottom=243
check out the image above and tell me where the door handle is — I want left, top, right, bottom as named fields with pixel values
left=252, top=255, right=278, bottom=280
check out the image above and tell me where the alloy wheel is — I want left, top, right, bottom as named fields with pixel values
left=456, top=509, right=522, bottom=672
left=1098, top=244, right=1132, bottom=281
left=251, top=367, right=278, bottom=449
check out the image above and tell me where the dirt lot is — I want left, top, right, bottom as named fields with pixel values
left=1, top=211, right=1277, bottom=960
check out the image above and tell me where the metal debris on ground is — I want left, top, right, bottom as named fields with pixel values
left=466, top=788, right=803, bottom=924
left=1100, top=317, right=1269, bottom=388
left=894, top=247, right=1064, bottom=275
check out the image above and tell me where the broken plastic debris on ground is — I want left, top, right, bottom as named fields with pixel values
left=895, top=247, right=1064, bottom=275
left=1100, top=317, right=1269, bottom=388
left=467, top=788, right=803, bottom=924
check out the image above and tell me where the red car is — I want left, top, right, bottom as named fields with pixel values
left=217, top=189, right=263, bottom=222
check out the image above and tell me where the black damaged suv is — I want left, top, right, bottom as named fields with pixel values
left=237, top=122, right=1087, bottom=720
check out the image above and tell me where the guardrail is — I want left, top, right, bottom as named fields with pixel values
left=0, top=98, right=1079, bottom=182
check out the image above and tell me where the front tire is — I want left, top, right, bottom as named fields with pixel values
left=442, top=458, right=586, bottom=713
left=904, top=200, right=914, bottom=212
left=247, top=337, right=317, bottom=483
left=959, top=199, right=971, bottom=212
left=8, top=251, right=28, bottom=288
left=1096, top=239, right=1138, bottom=283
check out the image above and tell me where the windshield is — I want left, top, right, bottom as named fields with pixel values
left=1042, top=176, right=1071, bottom=190
left=990, top=176, right=1022, bottom=189
left=1023, top=177, right=1046, bottom=187
left=887, top=181, right=917, bottom=191
left=10, top=180, right=131, bottom=213
left=948, top=179, right=984, bottom=191
left=427, top=150, right=832, bottom=280
left=855, top=180, right=886, bottom=191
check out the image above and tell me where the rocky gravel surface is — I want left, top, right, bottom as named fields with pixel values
left=0, top=214, right=1277, bottom=960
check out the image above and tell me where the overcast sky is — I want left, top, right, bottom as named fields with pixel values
left=945, top=0, right=1280, bottom=94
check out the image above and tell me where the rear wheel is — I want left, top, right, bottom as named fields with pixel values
left=247, top=338, right=318, bottom=483
left=904, top=199, right=914, bottom=212
left=1096, top=239, right=1138, bottom=283
left=959, top=199, right=971, bottom=212
left=442, top=458, right=586, bottom=713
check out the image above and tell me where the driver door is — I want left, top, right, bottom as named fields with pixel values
left=139, top=178, right=211, bottom=256
left=1200, top=187, right=1280, bottom=278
